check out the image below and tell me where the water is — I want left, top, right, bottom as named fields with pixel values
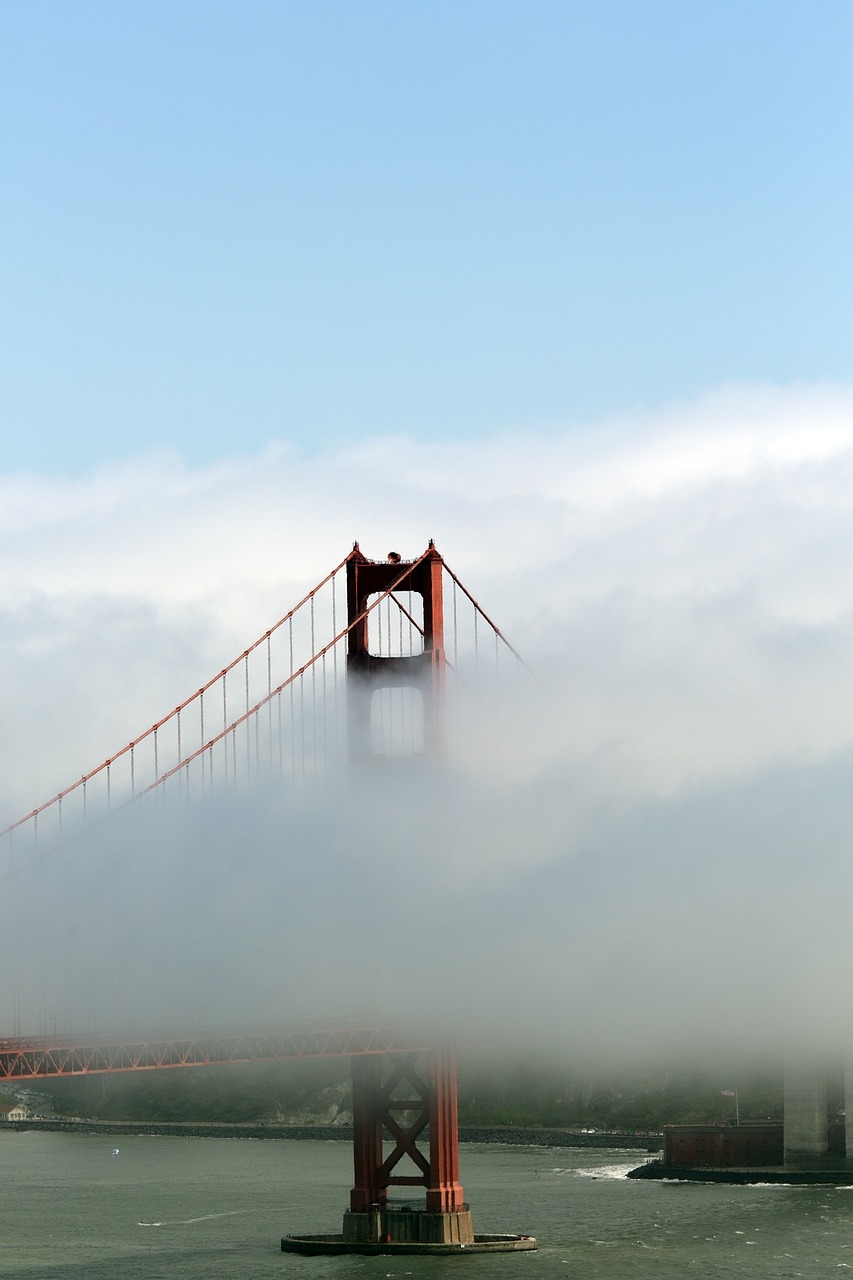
left=2, top=1133, right=853, bottom=1278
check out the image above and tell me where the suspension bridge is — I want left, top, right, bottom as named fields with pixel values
left=1, top=541, right=536, bottom=1253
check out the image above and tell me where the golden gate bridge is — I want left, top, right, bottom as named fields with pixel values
left=0, top=541, right=536, bottom=1253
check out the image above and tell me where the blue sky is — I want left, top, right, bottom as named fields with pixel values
left=2, top=0, right=850, bottom=474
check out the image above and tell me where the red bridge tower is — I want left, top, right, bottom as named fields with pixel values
left=344, top=542, right=469, bottom=1245
left=282, top=542, right=534, bottom=1255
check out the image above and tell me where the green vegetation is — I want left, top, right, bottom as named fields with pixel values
left=40, top=1059, right=350, bottom=1124
left=459, top=1055, right=782, bottom=1131
left=37, top=1053, right=783, bottom=1130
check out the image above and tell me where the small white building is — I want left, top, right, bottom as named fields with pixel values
left=0, top=1103, right=28, bottom=1121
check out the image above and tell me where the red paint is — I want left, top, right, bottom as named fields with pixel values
left=345, top=542, right=446, bottom=759
left=348, top=1049, right=467, bottom=1212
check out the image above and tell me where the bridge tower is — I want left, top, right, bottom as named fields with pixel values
left=283, top=543, right=533, bottom=1254
left=345, top=539, right=446, bottom=761
left=343, top=542, right=470, bottom=1246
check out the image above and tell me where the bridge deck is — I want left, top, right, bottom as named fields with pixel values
left=0, top=1024, right=431, bottom=1080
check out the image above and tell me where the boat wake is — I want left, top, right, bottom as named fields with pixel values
left=575, top=1163, right=635, bottom=1181
left=138, top=1210, right=248, bottom=1227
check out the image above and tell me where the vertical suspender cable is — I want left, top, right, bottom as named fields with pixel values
left=222, top=674, right=228, bottom=785
left=253, top=657, right=260, bottom=776
left=277, top=688, right=283, bottom=777
left=321, top=651, right=327, bottom=777
left=176, top=712, right=184, bottom=803
left=244, top=653, right=251, bottom=783
left=289, top=617, right=296, bottom=782
left=332, top=573, right=339, bottom=764
left=199, top=691, right=205, bottom=792
left=267, top=634, right=273, bottom=771
left=300, top=671, right=306, bottom=782
left=310, top=596, right=316, bottom=775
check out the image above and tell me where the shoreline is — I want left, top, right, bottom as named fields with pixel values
left=2, top=1118, right=662, bottom=1150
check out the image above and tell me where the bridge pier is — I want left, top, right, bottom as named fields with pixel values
left=784, top=1056, right=849, bottom=1171
left=282, top=1048, right=535, bottom=1255
left=343, top=1048, right=473, bottom=1245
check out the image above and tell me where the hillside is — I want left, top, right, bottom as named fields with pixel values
left=31, top=1054, right=783, bottom=1130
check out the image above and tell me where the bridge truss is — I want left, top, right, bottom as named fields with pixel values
left=0, top=1023, right=429, bottom=1081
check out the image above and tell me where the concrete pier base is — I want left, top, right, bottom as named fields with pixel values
left=281, top=1231, right=536, bottom=1256
left=343, top=1205, right=475, bottom=1245
left=282, top=1204, right=536, bottom=1255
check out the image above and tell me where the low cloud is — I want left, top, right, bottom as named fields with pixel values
left=3, top=380, right=853, bottom=1061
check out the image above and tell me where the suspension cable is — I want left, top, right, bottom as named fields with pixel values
left=0, top=554, right=352, bottom=839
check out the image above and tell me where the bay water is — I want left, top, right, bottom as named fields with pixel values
left=2, top=1132, right=851, bottom=1278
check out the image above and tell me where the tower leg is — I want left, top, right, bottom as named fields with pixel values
left=784, top=1056, right=847, bottom=1170
left=845, top=1059, right=853, bottom=1170
left=426, top=1049, right=466, bottom=1212
left=350, top=1055, right=383, bottom=1212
